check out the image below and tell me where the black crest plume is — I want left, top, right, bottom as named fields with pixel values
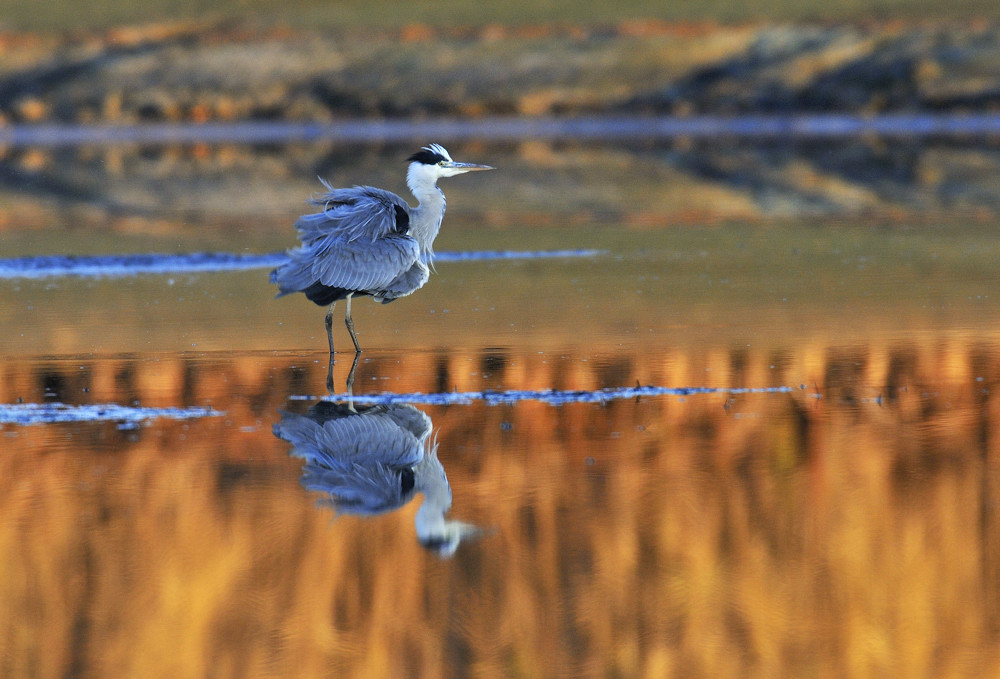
left=407, top=148, right=447, bottom=165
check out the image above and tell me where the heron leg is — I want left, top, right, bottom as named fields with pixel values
left=344, top=293, right=362, bottom=353
left=325, top=303, right=336, bottom=394
left=325, top=303, right=336, bottom=355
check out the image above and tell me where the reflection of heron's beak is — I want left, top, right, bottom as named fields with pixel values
left=446, top=162, right=495, bottom=172
left=452, top=520, right=492, bottom=541
left=418, top=519, right=494, bottom=557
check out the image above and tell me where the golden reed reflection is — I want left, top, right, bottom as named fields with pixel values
left=2, top=336, right=1000, bottom=677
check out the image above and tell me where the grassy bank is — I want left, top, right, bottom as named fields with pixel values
left=0, top=0, right=996, bottom=34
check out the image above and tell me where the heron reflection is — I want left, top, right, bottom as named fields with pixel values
left=274, top=400, right=485, bottom=557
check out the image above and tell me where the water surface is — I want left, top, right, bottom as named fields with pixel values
left=2, top=140, right=1000, bottom=678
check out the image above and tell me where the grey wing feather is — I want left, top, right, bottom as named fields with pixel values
left=311, top=234, right=420, bottom=294
left=300, top=184, right=408, bottom=243
left=274, top=183, right=420, bottom=295
left=376, top=260, right=430, bottom=301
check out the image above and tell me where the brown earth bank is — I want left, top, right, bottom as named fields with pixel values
left=1, top=20, right=999, bottom=125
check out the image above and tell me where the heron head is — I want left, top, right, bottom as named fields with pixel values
left=407, top=143, right=494, bottom=180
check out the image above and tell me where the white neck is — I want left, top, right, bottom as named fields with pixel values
left=406, top=163, right=447, bottom=258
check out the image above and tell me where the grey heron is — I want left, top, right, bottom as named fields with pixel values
left=270, top=144, right=494, bottom=358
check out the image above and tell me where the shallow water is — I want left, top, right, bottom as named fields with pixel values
left=3, top=140, right=1000, bottom=678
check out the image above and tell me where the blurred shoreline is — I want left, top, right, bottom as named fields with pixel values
left=2, top=20, right=999, bottom=126
left=3, top=19, right=1000, bottom=227
left=3, top=138, right=1000, bottom=232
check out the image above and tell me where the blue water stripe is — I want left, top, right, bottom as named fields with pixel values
left=291, top=384, right=797, bottom=406
left=0, top=402, right=223, bottom=425
left=0, top=249, right=604, bottom=280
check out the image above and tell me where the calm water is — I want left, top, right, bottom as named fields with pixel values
left=3, top=140, right=1000, bottom=678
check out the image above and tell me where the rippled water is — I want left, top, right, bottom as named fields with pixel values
left=3, top=139, right=1000, bottom=677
